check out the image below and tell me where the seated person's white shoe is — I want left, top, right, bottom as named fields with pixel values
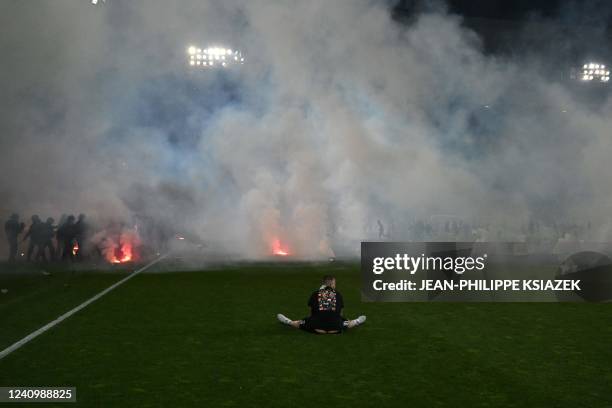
left=277, top=313, right=293, bottom=325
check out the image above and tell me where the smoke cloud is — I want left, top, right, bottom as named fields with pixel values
left=1, top=0, right=611, bottom=258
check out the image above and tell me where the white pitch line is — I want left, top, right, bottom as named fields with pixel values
left=0, top=254, right=168, bottom=361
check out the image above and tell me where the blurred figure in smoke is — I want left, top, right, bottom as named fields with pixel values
left=4, top=213, right=25, bottom=262
left=57, top=214, right=67, bottom=228
left=37, top=217, right=56, bottom=261
left=57, top=215, right=76, bottom=261
left=377, top=219, right=385, bottom=239
left=23, top=215, right=43, bottom=262
left=55, top=214, right=67, bottom=258
left=74, top=214, right=88, bottom=260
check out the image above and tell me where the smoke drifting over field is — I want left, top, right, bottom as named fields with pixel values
left=1, top=0, right=612, bottom=258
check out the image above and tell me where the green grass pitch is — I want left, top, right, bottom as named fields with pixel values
left=1, top=261, right=611, bottom=407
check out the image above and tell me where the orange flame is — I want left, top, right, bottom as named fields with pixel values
left=72, top=242, right=79, bottom=256
left=109, top=242, right=133, bottom=264
left=272, top=238, right=289, bottom=256
left=90, top=224, right=140, bottom=265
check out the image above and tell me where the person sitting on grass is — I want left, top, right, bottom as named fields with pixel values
left=277, top=275, right=366, bottom=334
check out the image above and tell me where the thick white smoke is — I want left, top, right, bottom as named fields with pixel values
left=1, top=0, right=611, bottom=259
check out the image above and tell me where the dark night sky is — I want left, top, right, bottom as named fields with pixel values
left=394, top=0, right=612, bottom=25
left=447, top=0, right=561, bottom=20
left=394, top=0, right=612, bottom=61
left=393, top=0, right=561, bottom=20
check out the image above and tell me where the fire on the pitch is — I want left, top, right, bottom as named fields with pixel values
left=271, top=238, right=290, bottom=257
left=108, top=241, right=134, bottom=264
left=92, top=226, right=141, bottom=264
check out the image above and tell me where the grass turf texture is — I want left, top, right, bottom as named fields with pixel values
left=1, top=261, right=612, bottom=407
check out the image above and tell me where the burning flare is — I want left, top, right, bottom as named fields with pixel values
left=271, top=238, right=289, bottom=256
left=110, top=241, right=133, bottom=264
left=91, top=224, right=140, bottom=264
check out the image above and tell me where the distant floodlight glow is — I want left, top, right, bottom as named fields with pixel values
left=576, top=61, right=609, bottom=84
left=186, top=44, right=245, bottom=69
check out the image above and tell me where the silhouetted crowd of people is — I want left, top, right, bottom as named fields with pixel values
left=4, top=213, right=88, bottom=263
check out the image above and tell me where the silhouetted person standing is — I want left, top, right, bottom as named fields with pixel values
left=23, top=215, right=43, bottom=262
left=4, top=214, right=25, bottom=262
left=37, top=217, right=56, bottom=262
left=74, top=214, right=88, bottom=260
left=57, top=215, right=76, bottom=261
left=55, top=214, right=67, bottom=258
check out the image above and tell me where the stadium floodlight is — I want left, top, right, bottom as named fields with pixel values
left=573, top=61, right=610, bottom=84
left=186, top=44, right=245, bottom=69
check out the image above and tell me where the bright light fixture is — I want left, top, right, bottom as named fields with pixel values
left=186, top=45, right=245, bottom=69
left=578, top=61, right=610, bottom=83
